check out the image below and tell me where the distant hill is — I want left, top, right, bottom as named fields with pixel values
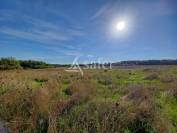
left=112, top=59, right=177, bottom=66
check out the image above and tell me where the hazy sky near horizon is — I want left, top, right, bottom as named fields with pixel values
left=0, top=0, right=177, bottom=63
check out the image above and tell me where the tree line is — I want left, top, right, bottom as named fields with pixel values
left=0, top=57, right=52, bottom=70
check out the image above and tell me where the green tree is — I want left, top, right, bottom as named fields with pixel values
left=0, top=57, right=21, bottom=70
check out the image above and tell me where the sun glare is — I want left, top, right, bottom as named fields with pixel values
left=116, top=21, right=126, bottom=31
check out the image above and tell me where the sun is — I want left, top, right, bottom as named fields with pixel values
left=116, top=21, right=126, bottom=31
left=110, top=18, right=129, bottom=37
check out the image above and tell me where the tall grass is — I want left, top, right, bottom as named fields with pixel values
left=0, top=67, right=177, bottom=132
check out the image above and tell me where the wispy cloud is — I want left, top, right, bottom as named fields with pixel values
left=67, top=29, right=85, bottom=36
left=43, top=45, right=81, bottom=57
left=63, top=50, right=81, bottom=56
left=0, top=27, right=71, bottom=43
left=0, top=10, right=85, bottom=45
left=91, top=3, right=111, bottom=20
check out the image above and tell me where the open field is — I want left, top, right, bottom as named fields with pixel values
left=0, top=66, right=177, bottom=132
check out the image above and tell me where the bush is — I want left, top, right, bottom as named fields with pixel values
left=20, top=60, right=51, bottom=69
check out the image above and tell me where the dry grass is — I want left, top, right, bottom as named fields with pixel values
left=143, top=73, right=159, bottom=80
left=0, top=67, right=177, bottom=132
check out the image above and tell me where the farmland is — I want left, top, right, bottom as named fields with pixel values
left=0, top=66, right=177, bottom=132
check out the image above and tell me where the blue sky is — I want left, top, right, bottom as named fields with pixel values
left=0, top=0, right=177, bottom=64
